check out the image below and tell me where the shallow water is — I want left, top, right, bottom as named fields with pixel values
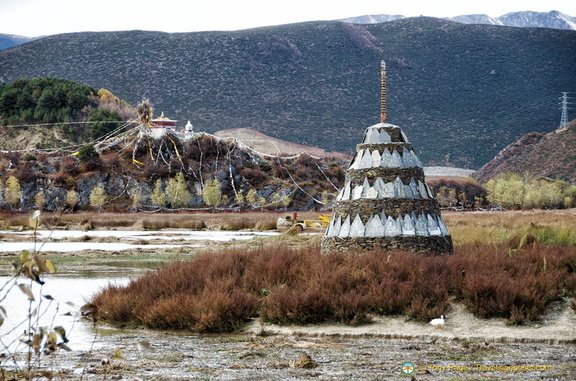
left=2, top=229, right=279, bottom=241
left=0, top=229, right=280, bottom=355
left=0, top=229, right=279, bottom=253
left=0, top=273, right=131, bottom=354
left=0, top=241, right=192, bottom=252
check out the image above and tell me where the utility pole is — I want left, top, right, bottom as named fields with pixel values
left=559, top=92, right=570, bottom=129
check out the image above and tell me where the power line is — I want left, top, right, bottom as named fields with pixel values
left=559, top=92, right=571, bottom=129
left=1, top=120, right=124, bottom=129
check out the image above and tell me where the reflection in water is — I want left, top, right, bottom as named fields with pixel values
left=0, top=273, right=131, bottom=353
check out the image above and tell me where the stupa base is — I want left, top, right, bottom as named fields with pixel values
left=321, top=235, right=453, bottom=255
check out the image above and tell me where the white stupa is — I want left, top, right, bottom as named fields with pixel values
left=184, top=120, right=194, bottom=139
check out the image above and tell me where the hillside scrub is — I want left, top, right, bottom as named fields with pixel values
left=0, top=133, right=347, bottom=212
left=474, top=121, right=576, bottom=184
left=90, top=240, right=576, bottom=332
left=428, top=177, right=488, bottom=208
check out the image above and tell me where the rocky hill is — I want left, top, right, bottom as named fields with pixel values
left=474, top=120, right=576, bottom=183
left=0, top=131, right=349, bottom=213
left=213, top=128, right=350, bottom=158
left=0, top=18, right=574, bottom=169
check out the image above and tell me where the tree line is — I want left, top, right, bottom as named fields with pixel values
left=429, top=173, right=575, bottom=210
left=2, top=171, right=572, bottom=212
left=0, top=78, right=95, bottom=124
left=0, top=77, right=133, bottom=143
left=484, top=173, right=576, bottom=209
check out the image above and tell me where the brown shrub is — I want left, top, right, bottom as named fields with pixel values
left=104, top=153, right=121, bottom=169
left=52, top=171, right=75, bottom=189
left=220, top=217, right=256, bottom=231
left=142, top=162, right=169, bottom=181
left=78, top=157, right=104, bottom=172
left=254, top=219, right=277, bottom=231
left=90, top=241, right=576, bottom=332
left=261, top=285, right=334, bottom=325
left=240, top=167, right=265, bottom=184
left=60, top=156, right=78, bottom=174
left=447, top=243, right=574, bottom=324
left=333, top=290, right=373, bottom=325
left=181, top=220, right=207, bottom=230
left=141, top=218, right=171, bottom=230
left=192, top=287, right=258, bottom=332
left=2, top=213, right=29, bottom=227
left=14, top=163, right=38, bottom=183
left=294, top=165, right=310, bottom=180
left=296, top=154, right=313, bottom=167
left=90, top=285, right=140, bottom=325
left=141, top=293, right=197, bottom=330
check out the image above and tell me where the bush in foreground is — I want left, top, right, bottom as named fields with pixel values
left=90, top=242, right=576, bottom=332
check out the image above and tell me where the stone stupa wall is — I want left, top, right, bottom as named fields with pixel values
left=321, top=122, right=453, bottom=255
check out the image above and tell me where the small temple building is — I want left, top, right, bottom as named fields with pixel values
left=321, top=61, right=453, bottom=255
left=149, top=112, right=177, bottom=138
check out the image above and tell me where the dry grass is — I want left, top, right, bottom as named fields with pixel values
left=0, top=211, right=286, bottom=231
left=443, top=210, right=576, bottom=247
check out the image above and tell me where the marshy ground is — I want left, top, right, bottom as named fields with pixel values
left=0, top=209, right=574, bottom=380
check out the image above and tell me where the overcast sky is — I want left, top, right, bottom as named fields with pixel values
left=1, top=0, right=574, bottom=37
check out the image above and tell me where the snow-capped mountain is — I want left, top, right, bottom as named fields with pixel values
left=0, top=34, right=36, bottom=50
left=497, top=10, right=576, bottom=29
left=449, top=14, right=503, bottom=26
left=340, top=10, right=576, bottom=30
left=337, top=14, right=405, bottom=24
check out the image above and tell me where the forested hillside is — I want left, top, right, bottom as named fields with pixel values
left=0, top=18, right=574, bottom=168
left=0, top=78, right=134, bottom=149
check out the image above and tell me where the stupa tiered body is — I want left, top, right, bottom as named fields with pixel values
left=321, top=62, right=453, bottom=255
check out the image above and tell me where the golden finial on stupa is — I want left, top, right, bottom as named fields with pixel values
left=380, top=60, right=387, bottom=123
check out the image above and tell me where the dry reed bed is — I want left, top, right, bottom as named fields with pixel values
left=0, top=211, right=292, bottom=231
left=90, top=241, right=576, bottom=333
left=443, top=210, right=576, bottom=247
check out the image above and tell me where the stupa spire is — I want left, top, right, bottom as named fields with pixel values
left=380, top=60, right=387, bottom=123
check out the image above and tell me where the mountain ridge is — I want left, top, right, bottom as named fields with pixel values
left=1, top=10, right=574, bottom=52
left=341, top=10, right=576, bottom=30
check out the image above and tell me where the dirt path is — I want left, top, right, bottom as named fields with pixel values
left=52, top=320, right=576, bottom=380
left=245, top=302, right=576, bottom=345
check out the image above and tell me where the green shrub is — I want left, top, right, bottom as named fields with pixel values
left=77, top=144, right=99, bottom=162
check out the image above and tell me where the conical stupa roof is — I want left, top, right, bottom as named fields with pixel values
left=321, top=63, right=452, bottom=255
